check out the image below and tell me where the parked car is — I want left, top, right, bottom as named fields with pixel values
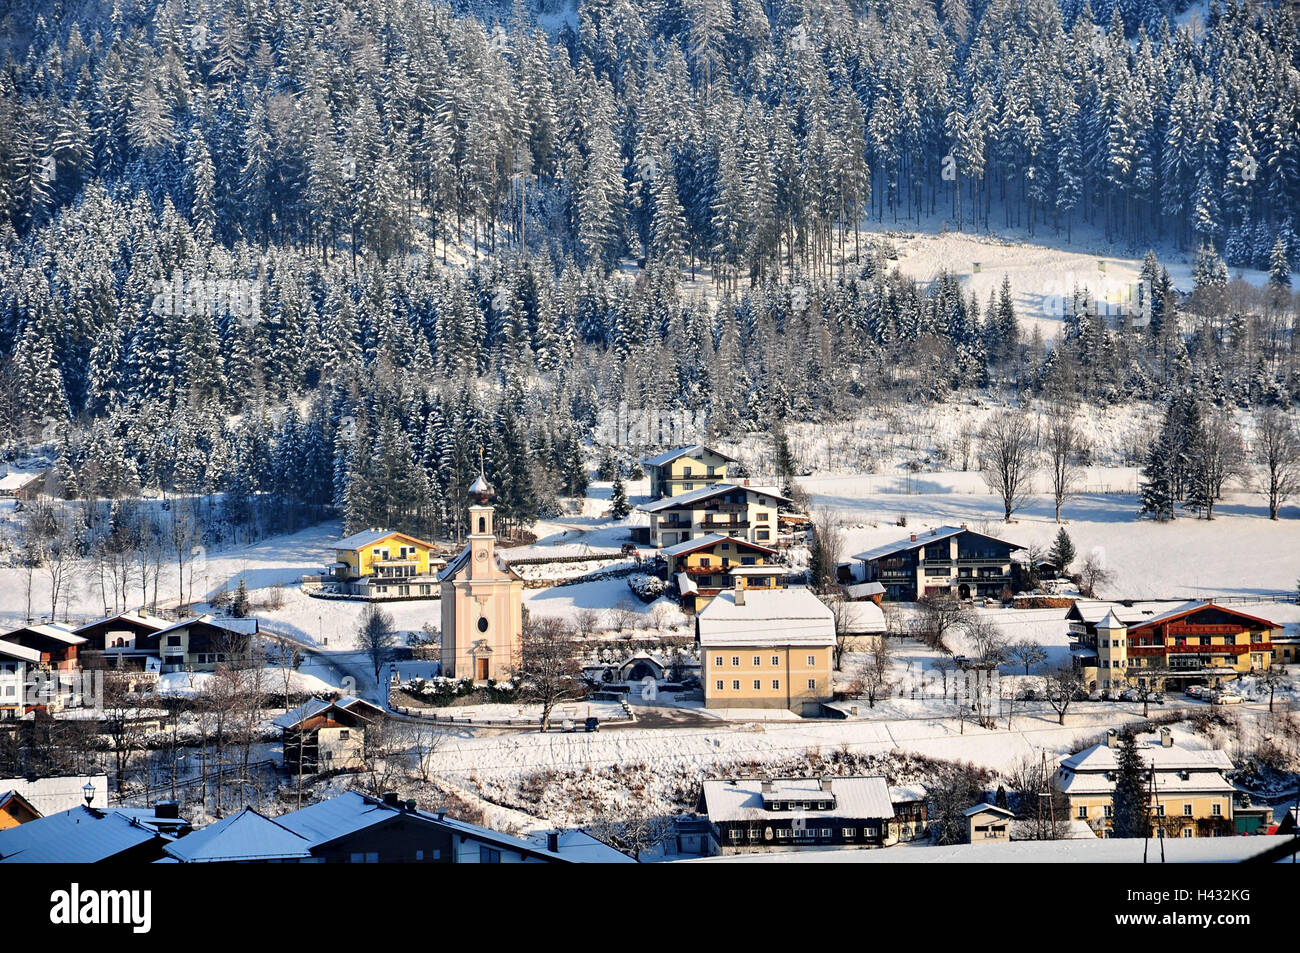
left=1118, top=688, right=1140, bottom=702
left=1212, top=691, right=1243, bottom=705
left=1185, top=685, right=1209, bottom=699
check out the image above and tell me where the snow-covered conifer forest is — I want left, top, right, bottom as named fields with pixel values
left=1, top=0, right=1299, bottom=543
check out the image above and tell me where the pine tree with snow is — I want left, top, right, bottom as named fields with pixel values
left=609, top=471, right=630, bottom=519
left=1269, top=235, right=1292, bottom=289
left=1048, top=527, right=1077, bottom=573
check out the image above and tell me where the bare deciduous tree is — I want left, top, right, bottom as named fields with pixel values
left=964, top=618, right=1010, bottom=667
left=1043, top=665, right=1087, bottom=725
left=808, top=507, right=844, bottom=590
left=1009, top=639, right=1047, bottom=675
left=1078, top=550, right=1114, bottom=598
left=1255, top=408, right=1299, bottom=520
left=1006, top=754, right=1071, bottom=840
left=1188, top=411, right=1243, bottom=520
left=853, top=637, right=893, bottom=708
left=357, top=603, right=397, bottom=680
left=917, top=595, right=969, bottom=653
left=1045, top=415, right=1084, bottom=522
left=979, top=412, right=1037, bottom=521
left=517, top=615, right=584, bottom=731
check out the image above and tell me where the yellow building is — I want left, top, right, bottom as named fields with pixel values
left=662, top=533, right=783, bottom=612
left=439, top=474, right=524, bottom=684
left=1056, top=728, right=1236, bottom=838
left=1067, top=600, right=1279, bottom=693
left=641, top=445, right=736, bottom=500
left=326, top=529, right=447, bottom=598
left=697, top=585, right=835, bottom=715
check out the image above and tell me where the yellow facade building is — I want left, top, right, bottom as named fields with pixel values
left=327, top=530, right=447, bottom=598
left=697, top=585, right=835, bottom=715
left=662, top=533, right=784, bottom=612
left=641, top=445, right=736, bottom=500
left=1056, top=727, right=1236, bottom=838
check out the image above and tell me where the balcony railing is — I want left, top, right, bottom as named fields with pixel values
left=700, top=519, right=751, bottom=529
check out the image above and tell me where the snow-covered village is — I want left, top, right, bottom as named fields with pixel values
left=0, top=0, right=1297, bottom=929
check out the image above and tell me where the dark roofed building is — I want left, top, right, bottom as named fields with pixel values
left=852, top=524, right=1024, bottom=602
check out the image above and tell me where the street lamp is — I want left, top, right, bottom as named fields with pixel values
left=82, top=780, right=95, bottom=807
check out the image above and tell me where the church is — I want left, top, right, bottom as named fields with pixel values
left=438, top=472, right=524, bottom=683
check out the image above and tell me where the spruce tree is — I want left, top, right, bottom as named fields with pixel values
left=609, top=471, right=630, bottom=519
left=1111, top=730, right=1150, bottom=838
left=1048, top=527, right=1077, bottom=573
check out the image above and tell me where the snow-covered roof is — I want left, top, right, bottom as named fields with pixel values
left=1097, top=609, right=1127, bottom=631
left=696, top=588, right=835, bottom=647
left=1057, top=732, right=1235, bottom=796
left=660, top=533, right=778, bottom=558
left=728, top=565, right=785, bottom=577
left=843, top=581, right=885, bottom=599
left=963, top=802, right=1016, bottom=819
left=0, top=470, right=44, bottom=492
left=701, top=776, right=895, bottom=823
left=0, top=623, right=85, bottom=646
left=852, top=525, right=1024, bottom=563
left=73, top=610, right=174, bottom=634
left=641, top=444, right=736, bottom=468
left=164, top=808, right=312, bottom=863
left=639, top=483, right=791, bottom=513
left=1069, top=600, right=1197, bottom=627
left=0, top=806, right=169, bottom=863
left=273, top=792, right=588, bottom=861
left=888, top=784, right=927, bottom=804
left=336, top=528, right=436, bottom=551
left=675, top=572, right=699, bottom=595
left=0, top=639, right=42, bottom=663
left=153, top=614, right=258, bottom=638
left=468, top=474, right=493, bottom=497
left=272, top=696, right=382, bottom=729
left=530, top=829, right=635, bottom=863
left=838, top=600, right=886, bottom=634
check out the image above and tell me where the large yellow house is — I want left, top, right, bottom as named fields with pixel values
left=1056, top=727, right=1236, bottom=838
left=662, top=533, right=784, bottom=612
left=326, top=530, right=447, bottom=598
left=697, top=586, right=835, bottom=715
left=641, top=445, right=736, bottom=500
left=1067, top=600, right=1278, bottom=693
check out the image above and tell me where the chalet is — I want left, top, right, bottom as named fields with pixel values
left=697, top=586, right=835, bottom=715
left=0, top=803, right=186, bottom=863
left=964, top=803, right=1015, bottom=844
left=700, top=776, right=897, bottom=853
left=0, top=623, right=86, bottom=712
left=0, top=468, right=48, bottom=501
left=165, top=791, right=632, bottom=863
left=638, top=483, right=792, bottom=549
left=73, top=610, right=173, bottom=673
left=852, top=524, right=1024, bottom=602
left=325, top=529, right=447, bottom=599
left=0, top=640, right=39, bottom=718
left=0, top=791, right=41, bottom=829
left=154, top=615, right=259, bottom=673
left=439, top=474, right=524, bottom=683
left=1066, top=600, right=1278, bottom=693
left=1056, top=727, right=1236, bottom=838
left=641, top=445, right=737, bottom=500
left=273, top=696, right=386, bottom=773
left=662, top=533, right=784, bottom=612
left=888, top=784, right=929, bottom=842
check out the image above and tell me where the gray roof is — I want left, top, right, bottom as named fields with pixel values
left=701, top=776, right=895, bottom=823
left=164, top=808, right=312, bottom=862
left=639, top=483, right=791, bottom=513
left=0, top=806, right=167, bottom=862
left=641, top=445, right=736, bottom=468
left=851, top=526, right=1023, bottom=563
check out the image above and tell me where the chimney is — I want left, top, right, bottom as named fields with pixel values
left=1160, top=727, right=1172, bottom=748
left=909, top=534, right=917, bottom=542
left=154, top=800, right=180, bottom=820
left=930, top=528, right=937, bottom=536
left=436, top=809, right=446, bottom=820
left=382, top=791, right=400, bottom=807
left=1106, top=729, right=1118, bottom=749
left=744, top=478, right=750, bottom=486
left=761, top=780, right=773, bottom=795
left=734, top=587, right=745, bottom=607
left=546, top=830, right=560, bottom=852
left=819, top=776, right=832, bottom=793
left=960, top=523, right=967, bottom=530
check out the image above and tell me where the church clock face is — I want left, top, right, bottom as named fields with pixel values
left=475, top=549, right=487, bottom=561
left=477, top=617, right=489, bottom=633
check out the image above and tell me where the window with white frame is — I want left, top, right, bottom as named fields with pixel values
left=1183, top=803, right=1193, bottom=816
left=807, top=679, right=816, bottom=690
left=772, top=679, right=780, bottom=689
left=732, top=680, right=740, bottom=690
left=807, top=655, right=816, bottom=666
left=1078, top=805, right=1088, bottom=818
